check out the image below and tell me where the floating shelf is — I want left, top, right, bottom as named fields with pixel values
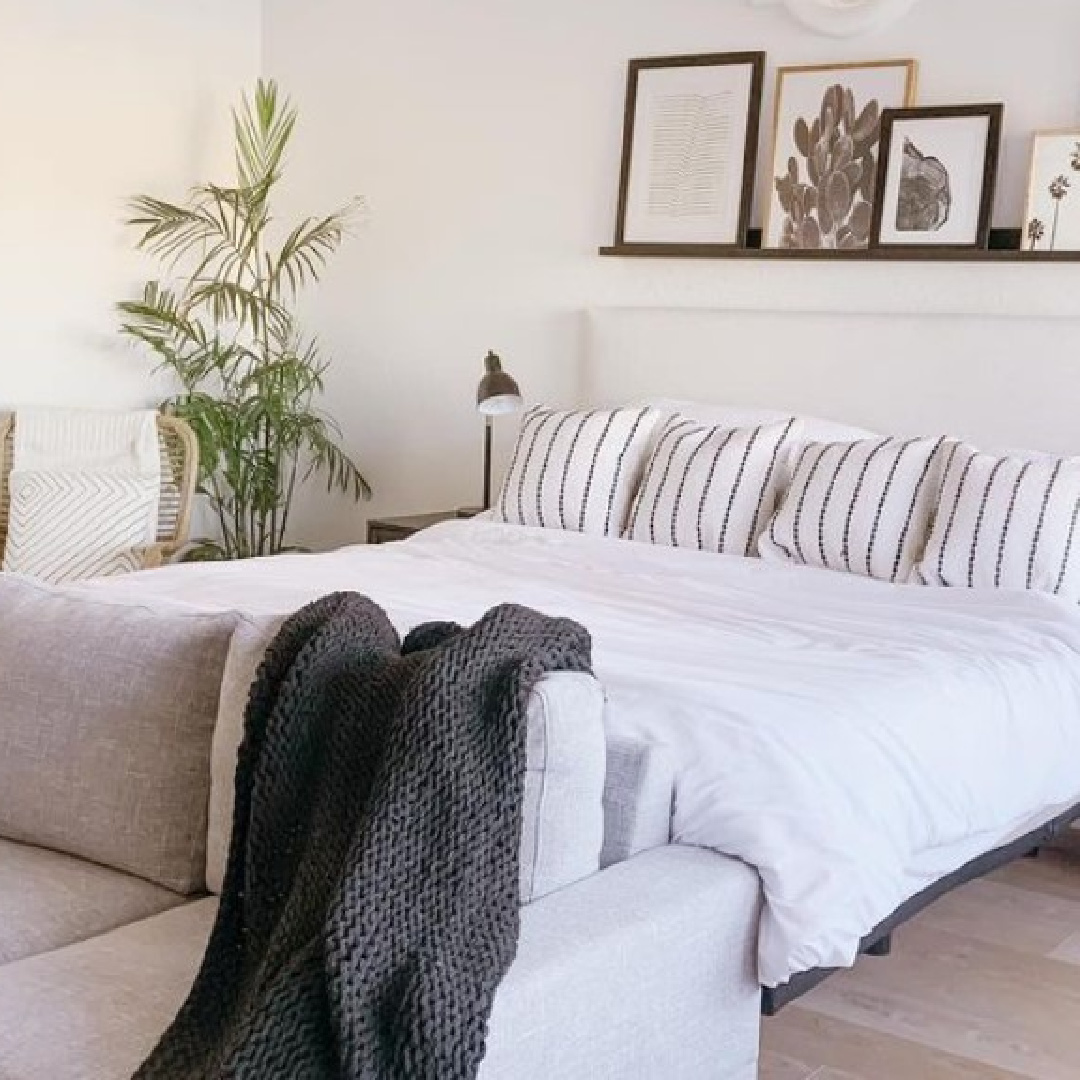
left=598, top=228, right=1080, bottom=263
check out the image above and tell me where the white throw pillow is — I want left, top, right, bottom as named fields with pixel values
left=625, top=418, right=798, bottom=555
left=917, top=443, right=1080, bottom=600
left=759, top=435, right=951, bottom=583
left=2, top=471, right=159, bottom=583
left=494, top=406, right=656, bottom=537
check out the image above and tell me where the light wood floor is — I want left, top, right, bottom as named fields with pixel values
left=760, top=833, right=1080, bottom=1080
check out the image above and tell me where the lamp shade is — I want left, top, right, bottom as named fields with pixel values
left=476, top=351, right=522, bottom=416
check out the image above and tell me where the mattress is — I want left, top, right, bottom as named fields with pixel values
left=81, top=519, right=1080, bottom=987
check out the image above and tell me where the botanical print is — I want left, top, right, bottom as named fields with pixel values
left=896, top=137, right=950, bottom=232
left=1024, top=133, right=1080, bottom=253
left=775, top=83, right=879, bottom=249
left=766, top=62, right=916, bottom=251
left=873, top=107, right=1001, bottom=249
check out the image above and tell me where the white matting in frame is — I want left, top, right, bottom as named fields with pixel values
left=619, top=53, right=764, bottom=247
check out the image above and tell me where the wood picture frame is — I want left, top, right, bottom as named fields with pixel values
left=763, top=58, right=918, bottom=251
left=613, top=52, right=765, bottom=253
left=1021, top=128, right=1080, bottom=254
left=870, top=103, right=1003, bottom=253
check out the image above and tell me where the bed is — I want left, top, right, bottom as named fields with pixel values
left=86, top=515, right=1080, bottom=992
left=82, top=306, right=1080, bottom=1008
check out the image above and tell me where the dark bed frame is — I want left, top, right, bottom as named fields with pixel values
left=761, top=801, right=1080, bottom=1016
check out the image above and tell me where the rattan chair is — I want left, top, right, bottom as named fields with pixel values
left=0, top=412, right=198, bottom=571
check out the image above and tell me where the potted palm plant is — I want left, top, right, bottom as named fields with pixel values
left=119, top=79, right=369, bottom=560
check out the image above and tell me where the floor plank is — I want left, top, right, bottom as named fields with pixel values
left=757, top=1047, right=817, bottom=1080
left=910, top=877, right=1080, bottom=957
left=760, top=841, right=1080, bottom=1080
left=762, top=1008, right=1031, bottom=1080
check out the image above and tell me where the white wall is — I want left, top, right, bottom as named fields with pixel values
left=21, top=0, right=1073, bottom=551
left=263, top=0, right=1080, bottom=549
left=0, top=0, right=262, bottom=411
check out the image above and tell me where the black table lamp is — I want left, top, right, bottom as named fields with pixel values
left=475, top=351, right=523, bottom=510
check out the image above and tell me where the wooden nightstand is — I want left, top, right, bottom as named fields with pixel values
left=367, top=511, right=473, bottom=544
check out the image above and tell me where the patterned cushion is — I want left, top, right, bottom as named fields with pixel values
left=0, top=577, right=237, bottom=893
left=917, top=443, right=1080, bottom=599
left=494, top=406, right=656, bottom=536
left=759, top=435, right=950, bottom=583
left=2, top=470, right=158, bottom=582
left=625, top=418, right=797, bottom=554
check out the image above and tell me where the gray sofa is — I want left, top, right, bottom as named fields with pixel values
left=0, top=578, right=763, bottom=1080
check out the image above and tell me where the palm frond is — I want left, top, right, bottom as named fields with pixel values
left=273, top=200, right=365, bottom=296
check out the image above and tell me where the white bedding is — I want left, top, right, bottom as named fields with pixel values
left=81, top=519, right=1080, bottom=987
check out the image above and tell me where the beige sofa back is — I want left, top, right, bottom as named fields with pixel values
left=0, top=576, right=237, bottom=894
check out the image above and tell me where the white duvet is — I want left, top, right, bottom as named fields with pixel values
left=84, top=520, right=1080, bottom=987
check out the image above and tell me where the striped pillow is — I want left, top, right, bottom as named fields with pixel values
left=625, top=418, right=798, bottom=555
left=494, top=406, right=656, bottom=536
left=917, top=443, right=1080, bottom=600
left=759, top=436, right=950, bottom=583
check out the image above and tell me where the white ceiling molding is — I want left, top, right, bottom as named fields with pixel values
left=749, top=0, right=922, bottom=38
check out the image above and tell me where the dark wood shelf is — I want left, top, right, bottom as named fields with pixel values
left=598, top=228, right=1080, bottom=264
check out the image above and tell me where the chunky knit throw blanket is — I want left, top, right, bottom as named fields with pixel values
left=134, top=592, right=592, bottom=1080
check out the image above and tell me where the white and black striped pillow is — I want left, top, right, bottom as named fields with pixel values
left=494, top=406, right=656, bottom=536
left=917, top=443, right=1080, bottom=600
left=625, top=418, right=798, bottom=555
left=759, top=436, right=950, bottom=583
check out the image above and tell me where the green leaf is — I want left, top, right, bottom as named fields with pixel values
left=118, top=79, right=371, bottom=559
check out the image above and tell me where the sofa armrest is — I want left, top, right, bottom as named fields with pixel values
left=480, top=845, right=763, bottom=1080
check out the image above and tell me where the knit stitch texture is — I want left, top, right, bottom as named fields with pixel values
left=134, top=592, right=592, bottom=1080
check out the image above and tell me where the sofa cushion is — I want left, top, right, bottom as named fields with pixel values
left=0, top=838, right=186, bottom=965
left=0, top=852, right=761, bottom=1080
left=0, top=576, right=238, bottom=893
left=599, top=738, right=675, bottom=869
left=205, top=622, right=607, bottom=905
left=0, top=899, right=215, bottom=1080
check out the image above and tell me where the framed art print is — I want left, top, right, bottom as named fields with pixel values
left=614, top=52, right=766, bottom=251
left=1022, top=129, right=1080, bottom=253
left=870, top=104, right=1003, bottom=252
left=764, top=58, right=917, bottom=251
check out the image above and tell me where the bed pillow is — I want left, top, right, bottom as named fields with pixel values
left=494, top=405, right=656, bottom=536
left=917, top=443, right=1080, bottom=600
left=643, top=397, right=876, bottom=444
left=625, top=417, right=798, bottom=555
left=759, top=435, right=951, bottom=583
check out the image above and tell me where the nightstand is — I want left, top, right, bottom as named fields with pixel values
left=367, top=511, right=474, bottom=544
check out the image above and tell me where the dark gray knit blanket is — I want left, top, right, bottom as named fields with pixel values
left=134, top=592, right=592, bottom=1080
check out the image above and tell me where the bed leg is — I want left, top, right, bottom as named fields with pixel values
left=864, top=934, right=892, bottom=957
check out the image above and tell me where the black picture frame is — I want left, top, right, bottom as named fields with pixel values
left=870, top=103, right=1004, bottom=253
left=612, top=52, right=766, bottom=255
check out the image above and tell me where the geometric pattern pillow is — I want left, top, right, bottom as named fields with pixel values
left=917, top=443, right=1080, bottom=600
left=759, top=435, right=951, bottom=583
left=625, top=418, right=798, bottom=555
left=2, top=470, right=159, bottom=584
left=494, top=406, right=657, bottom=537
